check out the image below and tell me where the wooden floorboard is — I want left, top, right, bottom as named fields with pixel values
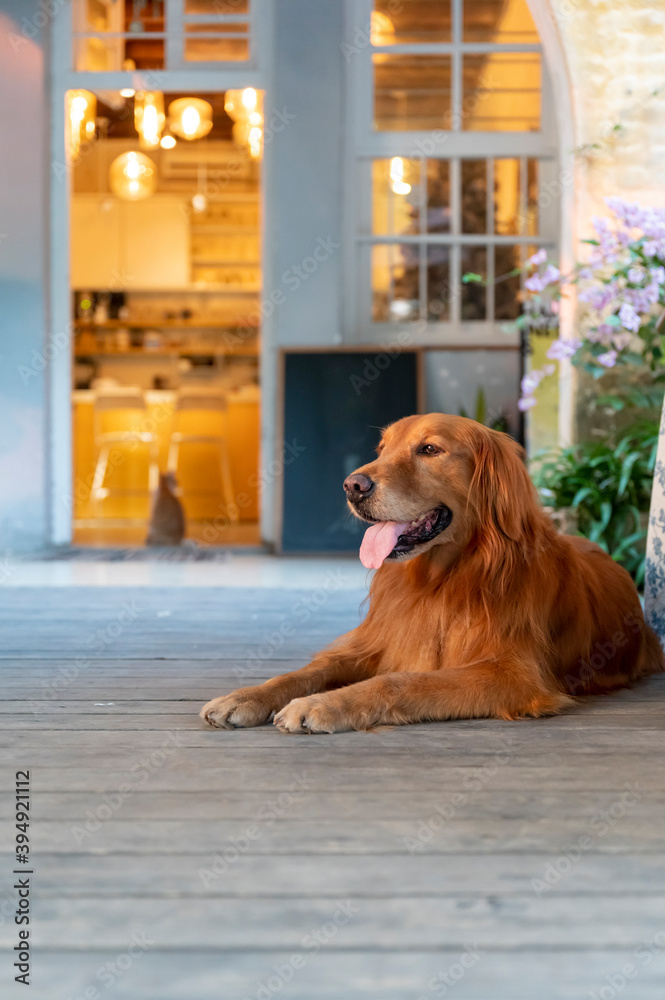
left=1, top=584, right=664, bottom=999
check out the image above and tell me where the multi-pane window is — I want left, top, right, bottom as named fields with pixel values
left=372, top=0, right=541, bottom=132
left=369, top=154, right=546, bottom=325
left=351, top=0, right=557, bottom=335
left=72, top=0, right=253, bottom=72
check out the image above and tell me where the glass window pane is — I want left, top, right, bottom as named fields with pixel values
left=462, top=54, right=541, bottom=131
left=461, top=160, right=487, bottom=234
left=461, top=246, right=487, bottom=320
left=425, top=349, right=520, bottom=438
left=372, top=1, right=452, bottom=44
left=374, top=55, right=452, bottom=131
left=372, top=159, right=422, bottom=235
left=493, top=158, right=520, bottom=235
left=463, top=0, right=539, bottom=43
left=185, top=34, right=249, bottom=62
left=494, top=246, right=523, bottom=321
left=372, top=244, right=420, bottom=322
left=73, top=0, right=165, bottom=71
left=426, top=160, right=451, bottom=234
left=526, top=158, right=539, bottom=236
left=427, top=246, right=451, bottom=321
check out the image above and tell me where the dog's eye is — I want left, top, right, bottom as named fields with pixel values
left=418, top=444, right=441, bottom=456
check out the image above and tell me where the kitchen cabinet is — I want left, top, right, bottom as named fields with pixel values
left=71, top=195, right=190, bottom=290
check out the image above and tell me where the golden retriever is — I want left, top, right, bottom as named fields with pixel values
left=201, top=413, right=664, bottom=733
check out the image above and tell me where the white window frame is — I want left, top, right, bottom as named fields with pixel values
left=343, top=0, right=561, bottom=348
left=71, top=0, right=259, bottom=74
left=47, top=0, right=272, bottom=545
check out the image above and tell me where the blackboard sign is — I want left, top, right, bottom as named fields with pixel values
left=281, top=351, right=419, bottom=552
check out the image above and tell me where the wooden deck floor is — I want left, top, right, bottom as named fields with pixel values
left=2, top=579, right=665, bottom=999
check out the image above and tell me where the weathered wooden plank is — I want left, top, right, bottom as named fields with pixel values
left=4, top=850, right=663, bottom=897
left=5, top=816, right=663, bottom=854
left=8, top=950, right=665, bottom=1000
left=4, top=726, right=665, bottom=752
left=3, top=896, right=665, bottom=950
left=0, top=763, right=660, bottom=793
left=3, top=709, right=665, bottom=729
left=0, top=788, right=660, bottom=822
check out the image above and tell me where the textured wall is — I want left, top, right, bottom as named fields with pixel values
left=0, top=2, right=48, bottom=552
left=554, top=0, right=665, bottom=220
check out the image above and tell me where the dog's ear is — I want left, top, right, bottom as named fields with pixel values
left=470, top=428, right=533, bottom=543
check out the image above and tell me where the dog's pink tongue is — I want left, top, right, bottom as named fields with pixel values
left=360, top=521, right=410, bottom=570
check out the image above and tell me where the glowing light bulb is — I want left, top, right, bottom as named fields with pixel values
left=142, top=105, right=159, bottom=145
left=68, top=90, right=96, bottom=160
left=248, top=126, right=262, bottom=159
left=182, top=106, right=200, bottom=136
left=134, top=91, right=165, bottom=149
left=242, top=88, right=257, bottom=110
left=109, top=151, right=157, bottom=201
left=120, top=88, right=135, bottom=98
left=160, top=135, right=176, bottom=149
left=390, top=157, right=411, bottom=194
left=168, top=98, right=213, bottom=141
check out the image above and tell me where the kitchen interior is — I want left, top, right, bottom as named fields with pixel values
left=69, top=83, right=263, bottom=547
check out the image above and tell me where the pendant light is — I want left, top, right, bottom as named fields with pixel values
left=134, top=91, right=165, bottom=149
left=68, top=89, right=97, bottom=160
left=109, top=151, right=157, bottom=201
left=224, top=88, right=263, bottom=159
left=168, top=98, right=213, bottom=141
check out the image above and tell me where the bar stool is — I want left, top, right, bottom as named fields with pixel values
left=167, top=388, right=238, bottom=522
left=90, top=387, right=160, bottom=511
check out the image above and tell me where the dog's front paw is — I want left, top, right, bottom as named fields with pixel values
left=200, top=690, right=273, bottom=730
left=273, top=694, right=351, bottom=734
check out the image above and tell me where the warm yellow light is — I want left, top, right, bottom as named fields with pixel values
left=168, top=98, right=213, bottom=141
left=120, top=87, right=135, bottom=98
left=134, top=91, right=165, bottom=149
left=182, top=106, right=200, bottom=136
left=390, top=157, right=404, bottom=181
left=371, top=11, right=395, bottom=46
left=242, top=88, right=257, bottom=110
left=160, top=134, right=176, bottom=149
left=67, top=89, right=96, bottom=160
left=109, top=151, right=157, bottom=201
left=248, top=126, right=262, bottom=159
left=226, top=89, right=264, bottom=158
left=389, top=157, right=411, bottom=194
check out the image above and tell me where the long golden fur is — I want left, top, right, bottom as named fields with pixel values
left=201, top=414, right=664, bottom=733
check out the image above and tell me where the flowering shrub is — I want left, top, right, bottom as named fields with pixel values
left=519, top=198, right=665, bottom=411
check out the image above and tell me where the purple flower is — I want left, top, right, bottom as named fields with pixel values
left=521, top=370, right=544, bottom=395
left=518, top=396, right=537, bottom=412
left=597, top=350, right=618, bottom=368
left=546, top=338, right=582, bottom=361
left=618, top=301, right=641, bottom=332
left=524, top=264, right=560, bottom=293
left=527, top=248, right=547, bottom=267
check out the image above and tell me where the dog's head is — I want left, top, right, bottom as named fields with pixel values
left=344, top=413, right=536, bottom=569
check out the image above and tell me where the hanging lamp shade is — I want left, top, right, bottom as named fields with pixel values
left=134, top=91, right=165, bottom=149
left=168, top=98, right=213, bottom=141
left=68, top=89, right=97, bottom=160
left=225, top=88, right=264, bottom=159
left=109, top=151, right=157, bottom=201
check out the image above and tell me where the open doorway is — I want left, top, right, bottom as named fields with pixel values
left=68, top=88, right=262, bottom=547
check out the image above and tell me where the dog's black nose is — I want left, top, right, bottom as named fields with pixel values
left=343, top=473, right=374, bottom=499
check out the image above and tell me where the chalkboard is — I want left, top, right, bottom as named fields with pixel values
left=281, top=351, right=419, bottom=552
